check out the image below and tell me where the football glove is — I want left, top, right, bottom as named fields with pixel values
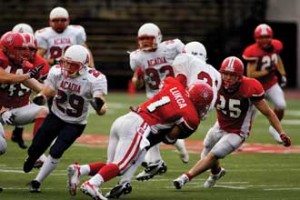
left=280, top=134, right=291, bottom=147
left=32, top=94, right=46, bottom=105
left=1, top=110, right=15, bottom=125
left=91, top=97, right=105, bottom=112
left=279, top=76, right=287, bottom=87
left=28, top=64, right=44, bottom=78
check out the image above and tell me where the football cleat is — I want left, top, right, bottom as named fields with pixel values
left=28, top=180, right=41, bottom=193
left=173, top=174, right=189, bottom=189
left=105, top=181, right=132, bottom=199
left=67, top=163, right=81, bottom=196
left=23, top=156, right=36, bottom=173
left=80, top=181, right=107, bottom=200
left=136, top=160, right=167, bottom=181
left=203, top=168, right=226, bottom=188
left=11, top=127, right=27, bottom=149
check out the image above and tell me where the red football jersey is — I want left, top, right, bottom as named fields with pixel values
left=242, top=39, right=283, bottom=90
left=138, top=77, right=200, bottom=134
left=0, top=51, right=49, bottom=108
left=216, top=77, right=264, bottom=136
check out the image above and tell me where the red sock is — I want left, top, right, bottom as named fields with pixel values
left=185, top=172, right=193, bottom=181
left=33, top=117, right=45, bottom=136
left=89, top=162, right=106, bottom=176
left=98, top=163, right=120, bottom=182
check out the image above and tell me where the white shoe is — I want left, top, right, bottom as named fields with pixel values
left=175, top=139, right=189, bottom=163
left=80, top=181, right=107, bottom=200
left=173, top=174, right=189, bottom=189
left=67, top=163, right=81, bottom=196
left=203, top=168, right=226, bottom=188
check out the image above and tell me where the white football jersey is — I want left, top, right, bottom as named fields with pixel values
left=173, top=53, right=221, bottom=110
left=130, top=39, right=185, bottom=98
left=35, top=25, right=86, bottom=60
left=45, top=66, right=107, bottom=124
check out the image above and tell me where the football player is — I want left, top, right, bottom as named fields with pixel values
left=67, top=77, right=213, bottom=199
left=242, top=23, right=287, bottom=143
left=9, top=26, right=50, bottom=150
left=174, top=41, right=221, bottom=114
left=0, top=31, right=45, bottom=157
left=23, top=45, right=107, bottom=193
left=130, top=22, right=189, bottom=181
left=35, top=6, right=94, bottom=67
left=0, top=31, right=48, bottom=150
left=173, top=56, right=291, bottom=189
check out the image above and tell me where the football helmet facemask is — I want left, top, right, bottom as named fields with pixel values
left=254, top=24, right=273, bottom=50
left=137, top=23, right=162, bottom=51
left=60, top=45, right=89, bottom=78
left=188, top=81, right=213, bottom=120
left=185, top=41, right=207, bottom=62
left=0, top=31, right=29, bottom=64
left=219, top=56, right=244, bottom=93
left=49, top=7, right=70, bottom=33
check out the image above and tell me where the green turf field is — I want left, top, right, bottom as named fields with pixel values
left=0, top=92, right=299, bottom=200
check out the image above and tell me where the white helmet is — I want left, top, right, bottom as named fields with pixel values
left=185, top=41, right=207, bottom=62
left=12, top=23, right=34, bottom=34
left=49, top=7, right=69, bottom=19
left=60, top=45, right=89, bottom=78
left=137, top=23, right=162, bottom=51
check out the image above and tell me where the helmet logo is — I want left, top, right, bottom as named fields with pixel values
left=6, top=35, right=14, bottom=45
left=225, top=58, right=235, bottom=72
left=260, top=25, right=269, bottom=35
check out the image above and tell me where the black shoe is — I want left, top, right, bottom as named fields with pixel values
left=0, top=187, right=3, bottom=192
left=28, top=180, right=41, bottom=193
left=105, top=182, right=132, bottom=199
left=23, top=157, right=36, bottom=173
left=136, top=161, right=167, bottom=181
left=11, top=127, right=27, bottom=149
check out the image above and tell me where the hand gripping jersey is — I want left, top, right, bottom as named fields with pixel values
left=242, top=39, right=283, bottom=90
left=45, top=65, right=107, bottom=124
left=137, top=77, right=200, bottom=135
left=0, top=51, right=49, bottom=108
left=35, top=25, right=86, bottom=60
left=173, top=53, right=221, bottom=110
left=216, top=77, right=264, bottom=137
left=130, top=39, right=185, bottom=98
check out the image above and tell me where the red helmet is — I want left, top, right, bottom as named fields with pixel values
left=0, top=31, right=28, bottom=63
left=22, top=32, right=37, bottom=62
left=49, top=7, right=70, bottom=33
left=254, top=24, right=273, bottom=38
left=219, top=56, right=244, bottom=93
left=254, top=24, right=273, bottom=50
left=188, top=81, right=213, bottom=120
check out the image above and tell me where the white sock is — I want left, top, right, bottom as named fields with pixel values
left=174, top=139, right=187, bottom=154
left=38, top=154, right=47, bottom=162
left=35, top=155, right=60, bottom=183
left=269, top=126, right=283, bottom=143
left=89, top=174, right=104, bottom=187
left=80, top=164, right=91, bottom=176
left=147, top=144, right=162, bottom=163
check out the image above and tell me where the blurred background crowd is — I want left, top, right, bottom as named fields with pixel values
left=0, top=0, right=298, bottom=89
